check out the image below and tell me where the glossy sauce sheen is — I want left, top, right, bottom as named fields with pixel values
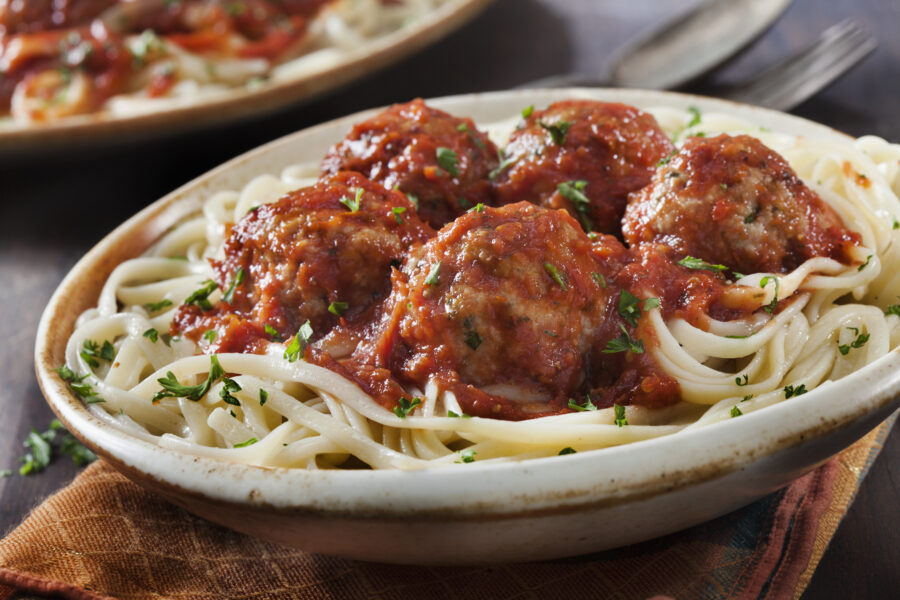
left=171, top=100, right=862, bottom=421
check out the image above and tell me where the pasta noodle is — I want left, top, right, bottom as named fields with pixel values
left=60, top=104, right=900, bottom=470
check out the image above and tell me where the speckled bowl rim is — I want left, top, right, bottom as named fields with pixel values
left=35, top=88, right=900, bottom=521
left=0, top=0, right=494, bottom=155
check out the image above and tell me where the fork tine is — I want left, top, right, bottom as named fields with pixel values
left=723, top=19, right=877, bottom=111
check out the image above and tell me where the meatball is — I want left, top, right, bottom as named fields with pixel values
left=0, top=0, right=115, bottom=34
left=378, top=202, right=612, bottom=417
left=321, top=98, right=499, bottom=229
left=492, top=100, right=674, bottom=235
left=205, top=172, right=435, bottom=341
left=622, top=134, right=860, bottom=274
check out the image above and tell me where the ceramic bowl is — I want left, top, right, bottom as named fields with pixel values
left=35, top=89, right=900, bottom=564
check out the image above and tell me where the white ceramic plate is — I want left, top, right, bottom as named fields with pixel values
left=35, top=89, right=900, bottom=564
left=0, top=0, right=492, bottom=156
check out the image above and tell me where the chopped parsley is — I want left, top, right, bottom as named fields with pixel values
left=18, top=420, right=96, bottom=475
left=339, top=188, right=363, bottom=212
left=568, top=396, right=597, bottom=412
left=424, top=262, right=441, bottom=286
left=222, top=267, right=245, bottom=304
left=219, top=377, right=242, bottom=406
left=858, top=254, right=873, bottom=272
left=521, top=104, right=534, bottom=119
left=264, top=324, right=282, bottom=341
left=436, top=147, right=459, bottom=177
left=657, top=150, right=676, bottom=167
left=760, top=275, right=780, bottom=314
left=153, top=355, right=225, bottom=404
left=592, top=272, right=606, bottom=288
left=735, top=374, right=749, bottom=386
left=145, top=299, right=173, bottom=312
left=456, top=123, right=468, bottom=132
left=80, top=339, right=114, bottom=368
left=184, top=280, right=218, bottom=311
left=458, top=449, right=477, bottom=463
left=488, top=150, right=518, bottom=180
left=893, top=217, right=899, bottom=230
left=730, top=406, right=743, bottom=418
left=203, top=329, right=217, bottom=342
left=885, top=305, right=900, bottom=317
left=742, top=394, right=753, bottom=402
left=406, top=193, right=419, bottom=210
left=678, top=256, right=728, bottom=272
left=687, top=106, right=702, bottom=128
left=259, top=389, right=268, bottom=406
left=744, top=206, right=760, bottom=224
left=618, top=290, right=642, bottom=327
left=544, top=262, right=567, bottom=290
left=393, top=396, right=422, bottom=418
left=557, top=180, right=592, bottom=230
left=539, top=120, right=572, bottom=145
left=558, top=447, right=576, bottom=455
left=837, top=328, right=869, bottom=355
left=328, top=301, right=349, bottom=316
left=643, top=297, right=661, bottom=310
left=783, top=384, right=808, bottom=398
left=447, top=410, right=471, bottom=418
left=234, top=437, right=257, bottom=448
left=614, top=404, right=628, bottom=427
left=468, top=202, right=485, bottom=213
left=143, top=328, right=159, bottom=343
left=284, top=320, right=313, bottom=362
left=604, top=325, right=644, bottom=354
left=392, top=206, right=407, bottom=224
left=464, top=330, right=482, bottom=350
left=57, top=365, right=104, bottom=405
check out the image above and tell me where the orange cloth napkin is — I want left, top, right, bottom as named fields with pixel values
left=0, top=418, right=894, bottom=600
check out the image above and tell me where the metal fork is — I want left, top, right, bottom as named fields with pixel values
left=719, top=19, right=877, bottom=110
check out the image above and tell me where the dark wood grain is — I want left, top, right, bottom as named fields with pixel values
left=1, top=1, right=898, bottom=598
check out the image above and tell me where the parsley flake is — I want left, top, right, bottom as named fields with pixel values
left=222, top=267, right=245, bottom=304
left=464, top=330, right=482, bottom=350
left=760, top=275, right=780, bottom=314
left=678, top=256, right=728, bottom=272
left=885, top=305, right=900, bottom=317
left=203, top=329, right=217, bottom=342
left=521, top=104, right=534, bottom=119
left=220, top=377, right=242, bottom=406
left=184, top=280, right=218, bottom=311
left=468, top=203, right=485, bottom=213
left=459, top=449, right=477, bottom=463
left=604, top=325, right=644, bottom=354
left=618, top=290, right=642, bottom=326
left=447, top=410, right=471, bottom=418
left=558, top=447, right=576, bottom=455
left=837, top=328, right=869, bottom=355
left=284, top=320, right=313, bottom=362
left=568, top=396, right=597, bottom=412
left=328, top=301, right=349, bottom=316
left=735, top=374, right=749, bottom=386
left=544, top=262, right=567, bottom=290
left=557, top=180, right=592, bottom=229
left=858, top=254, right=873, bottom=272
left=339, top=188, right=363, bottom=213
left=259, top=389, right=268, bottom=406
left=234, top=437, right=257, bottom=448
left=687, top=106, right=701, bottom=128
left=539, top=120, right=572, bottom=145
left=592, top=272, right=607, bottom=288
left=614, top=404, right=628, bottom=427
left=783, top=384, right=808, bottom=398
left=392, top=206, right=407, bottom=224
left=488, top=150, right=518, bottom=180
left=436, top=147, right=459, bottom=177
left=730, top=405, right=743, bottom=418
left=393, top=396, right=422, bottom=418
left=424, top=262, right=441, bottom=286
left=264, top=324, right=282, bottom=341
left=80, top=340, right=115, bottom=368
left=145, top=299, right=173, bottom=312
left=143, top=328, right=159, bottom=343
left=153, top=355, right=226, bottom=403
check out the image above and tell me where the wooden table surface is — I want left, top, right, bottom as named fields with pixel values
left=1, top=0, right=898, bottom=598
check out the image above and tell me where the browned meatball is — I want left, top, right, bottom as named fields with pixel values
left=373, top=202, right=612, bottom=418
left=622, top=134, right=860, bottom=274
left=203, top=172, right=435, bottom=341
left=0, top=0, right=115, bottom=34
left=321, top=99, right=499, bottom=229
left=492, top=100, right=674, bottom=235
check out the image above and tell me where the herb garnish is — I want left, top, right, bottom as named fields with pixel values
left=424, top=262, right=441, bottom=286
left=783, top=384, right=808, bottom=398
left=145, top=299, right=173, bottom=312
left=259, top=389, right=268, bottom=406
left=203, top=329, right=217, bottom=342
left=184, top=280, right=218, bottom=311
left=153, top=355, right=226, bottom=403
left=544, top=262, right=567, bottom=290
left=488, top=150, right=518, bottom=180
left=328, top=301, right=349, bottom=316
left=219, top=377, right=242, bottom=406
left=222, top=267, right=245, bottom=304
left=468, top=203, right=485, bottom=213
left=80, top=340, right=114, bottom=368
left=759, top=275, right=780, bottom=314
left=436, top=147, right=459, bottom=177
left=604, top=325, right=644, bottom=354
left=735, top=374, right=749, bottom=386
left=264, top=324, right=282, bottom=341
left=592, top=272, right=606, bottom=288
left=339, top=188, right=363, bottom=212
left=614, top=404, right=628, bottom=427
left=678, top=256, right=728, bottom=272
left=234, top=438, right=257, bottom=448
left=539, top=120, right=572, bottom=145
left=406, top=193, right=419, bottom=210
left=18, top=419, right=96, bottom=475
left=885, top=305, right=900, bottom=317
left=393, top=396, right=422, bottom=418
left=284, top=320, right=313, bottom=362
left=143, top=328, right=159, bottom=343
left=57, top=365, right=104, bottom=404
left=557, top=180, right=592, bottom=229
left=558, top=447, right=576, bottom=455
left=447, top=410, right=471, bottom=418
left=730, top=406, right=743, bottom=418
left=521, top=105, right=534, bottom=119
left=568, top=396, right=597, bottom=412
left=858, top=254, right=873, bottom=272
left=687, top=106, right=701, bottom=128
left=838, top=327, right=869, bottom=355
left=458, top=449, right=477, bottom=463
left=464, top=330, right=482, bottom=350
